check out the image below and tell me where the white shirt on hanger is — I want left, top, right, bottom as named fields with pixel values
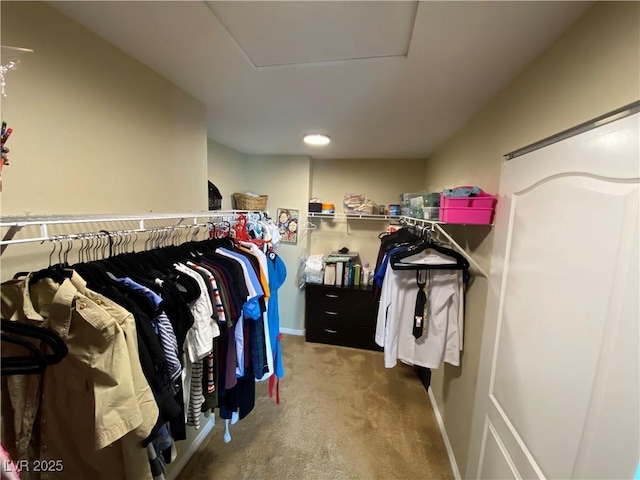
left=174, top=263, right=220, bottom=362
left=376, top=267, right=463, bottom=369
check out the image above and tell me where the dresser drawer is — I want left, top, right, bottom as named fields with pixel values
left=305, top=284, right=381, bottom=351
left=306, top=321, right=379, bottom=351
left=306, top=284, right=374, bottom=308
left=306, top=305, right=376, bottom=328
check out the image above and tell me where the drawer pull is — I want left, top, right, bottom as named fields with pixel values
left=325, top=294, right=339, bottom=298
left=324, top=311, right=338, bottom=316
left=324, top=329, right=338, bottom=334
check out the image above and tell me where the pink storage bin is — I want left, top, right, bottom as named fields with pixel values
left=440, top=186, right=496, bottom=209
left=439, top=207, right=495, bottom=224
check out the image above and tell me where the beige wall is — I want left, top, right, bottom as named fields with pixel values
left=0, top=2, right=207, bottom=216
left=244, top=155, right=312, bottom=332
left=207, top=153, right=429, bottom=330
left=207, top=139, right=249, bottom=210
left=207, top=149, right=312, bottom=331
left=0, top=2, right=211, bottom=475
left=310, top=158, right=427, bottom=269
left=423, top=2, right=640, bottom=476
left=0, top=1, right=208, bottom=280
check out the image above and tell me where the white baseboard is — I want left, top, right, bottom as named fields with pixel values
left=280, top=327, right=305, bottom=336
left=428, top=388, right=462, bottom=480
left=166, top=416, right=216, bottom=480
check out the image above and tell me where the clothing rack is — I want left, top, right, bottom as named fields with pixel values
left=0, top=210, right=263, bottom=255
left=398, top=215, right=489, bottom=278
left=1, top=209, right=286, bottom=480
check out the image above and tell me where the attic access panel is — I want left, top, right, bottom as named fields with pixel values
left=205, top=1, right=418, bottom=67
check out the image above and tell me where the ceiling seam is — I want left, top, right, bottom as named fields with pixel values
left=405, top=1, right=420, bottom=59
left=203, top=0, right=259, bottom=69
left=254, top=53, right=409, bottom=70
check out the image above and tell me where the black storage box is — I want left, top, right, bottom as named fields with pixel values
left=308, top=203, right=322, bottom=213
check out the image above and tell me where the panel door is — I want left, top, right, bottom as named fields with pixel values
left=467, top=112, right=639, bottom=479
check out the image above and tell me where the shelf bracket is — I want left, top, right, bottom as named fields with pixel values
left=0, top=225, right=21, bottom=256
left=433, top=224, right=489, bottom=278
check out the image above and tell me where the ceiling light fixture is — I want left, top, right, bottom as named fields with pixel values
left=303, top=133, right=331, bottom=146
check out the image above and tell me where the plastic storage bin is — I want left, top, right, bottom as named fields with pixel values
left=401, top=192, right=440, bottom=218
left=322, top=203, right=335, bottom=214
left=400, top=192, right=440, bottom=206
left=440, top=188, right=495, bottom=209
left=423, top=207, right=440, bottom=221
left=439, top=207, right=494, bottom=224
left=439, top=187, right=496, bottom=224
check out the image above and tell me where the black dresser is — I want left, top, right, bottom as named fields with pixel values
left=304, top=283, right=382, bottom=351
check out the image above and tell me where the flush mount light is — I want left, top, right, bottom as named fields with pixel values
left=303, top=133, right=331, bottom=146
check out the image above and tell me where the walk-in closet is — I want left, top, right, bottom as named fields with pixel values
left=1, top=2, right=638, bottom=479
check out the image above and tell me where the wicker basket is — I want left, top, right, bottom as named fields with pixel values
left=233, top=193, right=268, bottom=210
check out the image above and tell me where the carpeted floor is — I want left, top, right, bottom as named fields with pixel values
left=176, top=335, right=453, bottom=480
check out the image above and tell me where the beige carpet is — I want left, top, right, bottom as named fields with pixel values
left=177, top=335, right=453, bottom=480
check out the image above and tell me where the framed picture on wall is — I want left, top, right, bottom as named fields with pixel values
left=277, top=208, right=299, bottom=244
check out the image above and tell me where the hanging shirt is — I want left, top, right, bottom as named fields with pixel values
left=173, top=264, right=220, bottom=362
left=172, top=263, right=220, bottom=428
left=1, top=272, right=157, bottom=480
left=215, top=248, right=263, bottom=319
left=115, top=277, right=182, bottom=395
left=215, top=248, right=270, bottom=378
left=376, top=268, right=464, bottom=369
left=238, top=242, right=271, bottom=300
left=231, top=247, right=274, bottom=381
left=374, top=245, right=410, bottom=287
left=187, top=262, right=228, bottom=326
left=266, top=221, right=282, bottom=250
left=266, top=252, right=287, bottom=379
left=201, top=256, right=247, bottom=325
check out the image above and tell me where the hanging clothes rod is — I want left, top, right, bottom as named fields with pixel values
left=0, top=210, right=260, bottom=253
left=398, top=215, right=489, bottom=278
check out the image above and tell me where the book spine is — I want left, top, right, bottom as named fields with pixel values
left=335, top=261, right=344, bottom=286
left=343, top=261, right=350, bottom=287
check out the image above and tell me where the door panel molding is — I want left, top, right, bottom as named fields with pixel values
left=478, top=418, right=522, bottom=480
left=466, top=112, right=639, bottom=480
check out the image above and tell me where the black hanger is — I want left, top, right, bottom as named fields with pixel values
left=380, top=227, right=420, bottom=251
left=28, top=265, right=72, bottom=285
left=1, top=319, right=68, bottom=375
left=378, top=226, right=414, bottom=240
left=1, top=333, right=47, bottom=375
left=390, top=234, right=470, bottom=283
left=12, top=262, right=73, bottom=285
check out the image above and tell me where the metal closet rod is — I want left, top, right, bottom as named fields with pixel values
left=398, top=215, right=489, bottom=278
left=0, top=210, right=261, bottom=251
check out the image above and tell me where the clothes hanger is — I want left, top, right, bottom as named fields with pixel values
left=380, top=225, right=420, bottom=250
left=13, top=237, right=71, bottom=283
left=390, top=226, right=470, bottom=276
left=378, top=224, right=411, bottom=239
left=1, top=333, right=47, bottom=375
left=1, top=318, right=69, bottom=375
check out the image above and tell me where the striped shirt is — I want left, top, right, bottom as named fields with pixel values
left=156, top=312, right=182, bottom=395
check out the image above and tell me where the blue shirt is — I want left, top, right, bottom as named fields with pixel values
left=374, top=246, right=409, bottom=287
left=267, top=252, right=287, bottom=378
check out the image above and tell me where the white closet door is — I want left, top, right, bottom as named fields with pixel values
left=466, top=111, right=639, bottom=479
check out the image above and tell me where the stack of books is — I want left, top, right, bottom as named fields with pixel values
left=323, top=252, right=362, bottom=287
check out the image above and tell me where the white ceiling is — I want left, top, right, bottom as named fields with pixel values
left=49, top=1, right=592, bottom=159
